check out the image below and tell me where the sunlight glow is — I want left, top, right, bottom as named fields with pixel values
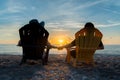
left=58, top=39, right=64, bottom=46
left=49, top=34, right=72, bottom=47
left=58, top=39, right=63, bottom=43
left=51, top=38, right=68, bottom=46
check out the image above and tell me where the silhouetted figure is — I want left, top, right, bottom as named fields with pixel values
left=19, top=19, right=49, bottom=65
left=39, top=21, right=50, bottom=65
left=39, top=21, right=49, bottom=46
left=39, top=21, right=57, bottom=65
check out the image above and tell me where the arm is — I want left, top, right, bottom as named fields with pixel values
left=44, top=29, right=49, bottom=40
left=57, top=39, right=76, bottom=50
left=47, top=42, right=57, bottom=49
left=95, top=28, right=104, bottom=49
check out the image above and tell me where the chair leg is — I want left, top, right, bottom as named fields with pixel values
left=73, top=59, right=77, bottom=67
left=19, top=57, right=26, bottom=65
left=42, top=48, right=50, bottom=65
left=66, top=54, right=71, bottom=63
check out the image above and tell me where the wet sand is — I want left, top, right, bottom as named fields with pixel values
left=0, top=54, right=120, bottom=80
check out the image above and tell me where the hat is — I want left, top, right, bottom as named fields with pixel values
left=29, top=19, right=39, bottom=24
left=39, top=21, right=45, bottom=27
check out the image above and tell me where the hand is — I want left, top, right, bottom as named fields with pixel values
left=57, top=46, right=64, bottom=50
left=47, top=44, right=57, bottom=49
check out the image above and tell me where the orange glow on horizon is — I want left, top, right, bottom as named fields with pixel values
left=48, top=35, right=72, bottom=46
left=0, top=40, right=18, bottom=44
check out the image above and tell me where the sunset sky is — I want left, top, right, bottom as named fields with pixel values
left=0, top=0, right=120, bottom=45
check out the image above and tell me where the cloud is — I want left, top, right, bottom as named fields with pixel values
left=101, top=7, right=120, bottom=15
left=97, top=22, right=120, bottom=27
left=51, top=28, right=69, bottom=32
left=0, top=0, right=26, bottom=15
left=6, top=0, right=27, bottom=13
left=46, top=21, right=83, bottom=29
left=44, top=0, right=110, bottom=26
left=73, top=0, right=108, bottom=10
left=0, top=23, right=20, bottom=44
left=0, top=22, right=21, bottom=31
left=0, top=0, right=28, bottom=25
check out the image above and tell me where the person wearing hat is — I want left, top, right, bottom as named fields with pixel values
left=19, top=19, right=49, bottom=65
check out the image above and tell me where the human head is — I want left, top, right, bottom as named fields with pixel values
left=84, top=22, right=95, bottom=33
left=29, top=19, right=39, bottom=24
left=39, top=21, right=45, bottom=27
left=85, top=22, right=94, bottom=29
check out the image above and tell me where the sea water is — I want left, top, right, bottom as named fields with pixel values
left=0, top=44, right=120, bottom=55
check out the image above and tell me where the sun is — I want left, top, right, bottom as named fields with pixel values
left=48, top=33, right=73, bottom=47
left=49, top=37, right=72, bottom=46
left=58, top=39, right=64, bottom=46
left=58, top=39, right=63, bottom=43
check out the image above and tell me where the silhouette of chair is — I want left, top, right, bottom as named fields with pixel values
left=19, top=27, right=45, bottom=65
left=66, top=30, right=102, bottom=67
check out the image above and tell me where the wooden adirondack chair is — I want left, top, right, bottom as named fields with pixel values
left=66, top=29, right=102, bottom=67
left=19, top=25, right=46, bottom=65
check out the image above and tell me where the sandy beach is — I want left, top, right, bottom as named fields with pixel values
left=0, top=54, right=120, bottom=80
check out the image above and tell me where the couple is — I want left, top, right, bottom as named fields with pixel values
left=19, top=20, right=104, bottom=65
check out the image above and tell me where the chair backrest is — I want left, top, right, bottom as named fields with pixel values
left=76, top=31, right=102, bottom=49
left=75, top=30, right=102, bottom=59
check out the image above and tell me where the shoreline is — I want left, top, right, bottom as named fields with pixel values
left=0, top=54, right=120, bottom=80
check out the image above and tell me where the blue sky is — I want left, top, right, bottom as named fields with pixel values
left=0, top=0, right=120, bottom=45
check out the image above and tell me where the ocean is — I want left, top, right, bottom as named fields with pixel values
left=0, top=44, right=120, bottom=55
